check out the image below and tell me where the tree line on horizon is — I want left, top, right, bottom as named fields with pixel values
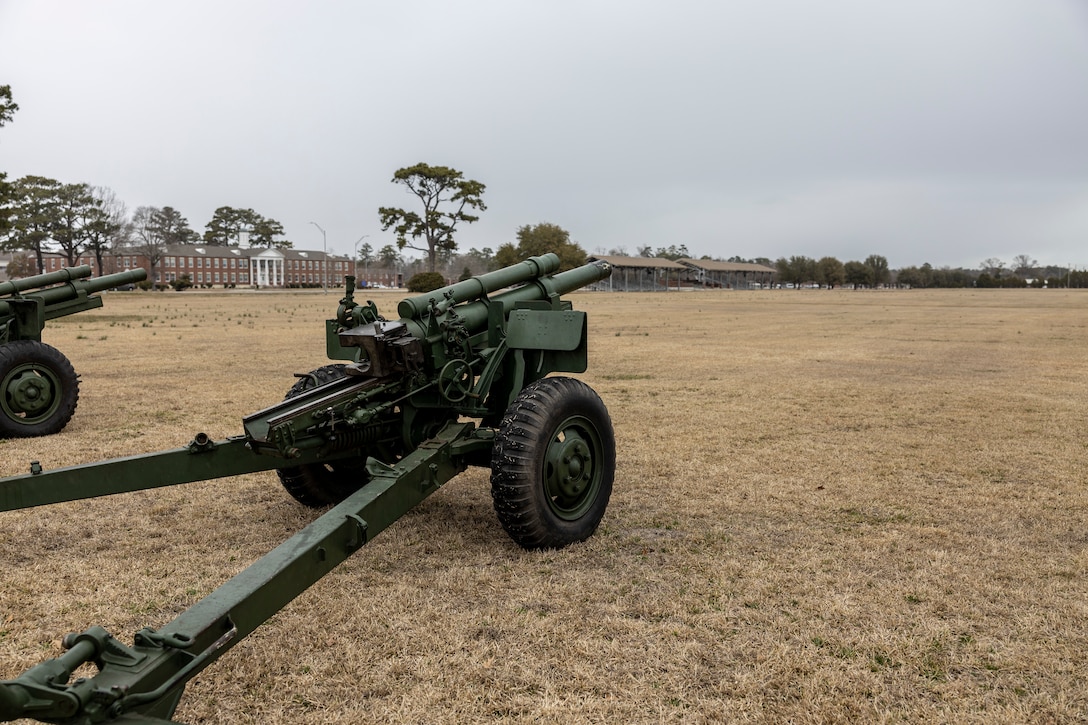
left=0, top=189, right=294, bottom=279
left=4, top=86, right=1082, bottom=288
left=585, top=245, right=1085, bottom=289
left=764, top=253, right=1084, bottom=289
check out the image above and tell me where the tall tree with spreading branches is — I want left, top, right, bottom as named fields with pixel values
left=865, top=254, right=890, bottom=288
left=0, top=85, right=16, bottom=128
left=249, top=216, right=290, bottom=249
left=50, top=182, right=100, bottom=266
left=204, top=206, right=261, bottom=246
left=203, top=206, right=291, bottom=248
left=0, top=84, right=20, bottom=237
left=378, top=163, right=486, bottom=273
left=494, top=222, right=586, bottom=272
left=85, top=186, right=128, bottom=274
left=5, top=175, right=62, bottom=273
left=130, top=206, right=198, bottom=282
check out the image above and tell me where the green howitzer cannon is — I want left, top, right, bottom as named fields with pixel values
left=0, top=253, right=613, bottom=724
left=0, top=265, right=148, bottom=438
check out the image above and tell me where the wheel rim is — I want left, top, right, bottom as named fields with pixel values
left=543, top=414, right=604, bottom=521
left=2, top=362, right=63, bottom=425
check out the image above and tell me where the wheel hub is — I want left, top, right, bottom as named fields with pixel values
left=545, top=426, right=599, bottom=516
left=6, top=369, right=54, bottom=415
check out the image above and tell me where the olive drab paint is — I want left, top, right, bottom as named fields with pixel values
left=0, top=253, right=615, bottom=724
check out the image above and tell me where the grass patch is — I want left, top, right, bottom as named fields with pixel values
left=2, top=288, right=1087, bottom=723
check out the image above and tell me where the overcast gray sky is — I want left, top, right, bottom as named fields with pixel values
left=2, top=0, right=1086, bottom=269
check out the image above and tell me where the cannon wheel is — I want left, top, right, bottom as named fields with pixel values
left=276, top=365, right=369, bottom=507
left=490, top=376, right=615, bottom=550
left=0, top=340, right=80, bottom=438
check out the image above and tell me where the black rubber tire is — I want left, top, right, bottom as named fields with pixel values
left=0, top=340, right=79, bottom=438
left=491, top=376, right=615, bottom=550
left=276, top=365, right=369, bottom=507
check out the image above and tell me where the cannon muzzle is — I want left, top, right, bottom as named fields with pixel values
left=397, top=253, right=562, bottom=320
left=332, top=255, right=612, bottom=383
left=0, top=265, right=93, bottom=297
left=449, top=258, right=612, bottom=334
left=82, top=266, right=148, bottom=291
left=0, top=267, right=147, bottom=318
left=392, top=254, right=611, bottom=337
left=73, top=267, right=148, bottom=295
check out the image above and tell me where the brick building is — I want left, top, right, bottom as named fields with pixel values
left=36, top=244, right=353, bottom=288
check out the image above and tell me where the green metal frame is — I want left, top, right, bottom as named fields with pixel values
left=0, top=254, right=613, bottom=723
left=0, top=422, right=478, bottom=723
left=0, top=433, right=360, bottom=512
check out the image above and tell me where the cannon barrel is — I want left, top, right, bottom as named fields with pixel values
left=338, top=257, right=612, bottom=372
left=0, top=265, right=93, bottom=297
left=397, top=253, right=561, bottom=320
left=444, top=258, right=612, bottom=335
left=0, top=267, right=147, bottom=317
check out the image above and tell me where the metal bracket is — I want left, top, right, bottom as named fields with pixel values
left=345, top=514, right=369, bottom=550
left=6, top=297, right=44, bottom=342
left=186, top=433, right=217, bottom=454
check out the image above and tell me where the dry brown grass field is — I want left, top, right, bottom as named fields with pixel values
left=2, top=287, right=1087, bottom=724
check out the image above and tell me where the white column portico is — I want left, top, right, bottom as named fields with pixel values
left=250, top=249, right=286, bottom=287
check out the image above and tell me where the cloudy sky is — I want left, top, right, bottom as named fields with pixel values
left=2, top=0, right=1086, bottom=269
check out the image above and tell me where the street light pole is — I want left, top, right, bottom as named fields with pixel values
left=309, top=221, right=327, bottom=294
